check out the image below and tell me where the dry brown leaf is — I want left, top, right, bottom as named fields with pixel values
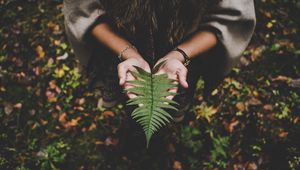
left=247, top=162, right=258, bottom=170
left=49, top=80, right=57, bottom=89
left=40, top=119, right=48, bottom=125
left=290, top=79, right=300, bottom=88
left=279, top=131, right=288, bottom=138
left=224, top=119, right=239, bottom=133
left=88, top=123, right=97, bottom=131
left=14, top=103, right=22, bottom=109
left=105, top=137, right=119, bottom=146
left=95, top=140, right=104, bottom=145
left=4, top=102, right=13, bottom=115
left=68, top=117, right=81, bottom=127
left=271, top=75, right=290, bottom=82
left=263, top=104, right=273, bottom=111
left=250, top=46, right=266, bottom=62
left=58, top=112, right=67, bottom=124
left=45, top=90, right=57, bottom=103
left=77, top=98, right=85, bottom=105
left=236, top=102, right=246, bottom=112
left=247, top=98, right=262, bottom=106
left=102, top=111, right=115, bottom=117
left=173, top=161, right=182, bottom=170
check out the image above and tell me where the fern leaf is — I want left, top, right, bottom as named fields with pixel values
left=125, top=61, right=178, bottom=147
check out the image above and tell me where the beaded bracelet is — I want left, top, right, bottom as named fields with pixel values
left=117, top=44, right=137, bottom=61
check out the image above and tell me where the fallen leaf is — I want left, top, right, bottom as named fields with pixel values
left=105, top=137, right=119, bottom=146
left=77, top=98, right=85, bottom=105
left=240, top=56, right=250, bottom=66
left=250, top=46, right=266, bottom=61
left=35, top=45, right=45, bottom=58
left=57, top=52, right=69, bottom=60
left=279, top=131, right=288, bottom=138
left=102, top=111, right=115, bottom=117
left=59, top=112, right=67, bottom=123
left=49, top=80, right=57, bottom=89
left=45, top=90, right=57, bottom=103
left=95, top=140, right=104, bottom=145
left=236, top=102, right=246, bottom=112
left=290, top=79, right=300, bottom=88
left=224, top=119, right=239, bottom=133
left=68, top=117, right=81, bottom=127
left=263, top=104, right=273, bottom=111
left=88, top=123, right=97, bottom=131
left=14, top=103, right=22, bottom=109
left=247, top=98, right=262, bottom=106
left=33, top=66, right=42, bottom=76
left=40, top=119, right=48, bottom=125
left=247, top=162, right=258, bottom=170
left=54, top=68, right=65, bottom=78
left=271, top=75, right=290, bottom=82
left=173, top=161, right=182, bottom=170
left=4, top=102, right=13, bottom=115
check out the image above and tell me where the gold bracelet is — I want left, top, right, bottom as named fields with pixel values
left=118, top=44, right=137, bottom=61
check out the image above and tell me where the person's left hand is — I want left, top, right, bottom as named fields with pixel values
left=154, top=51, right=189, bottom=99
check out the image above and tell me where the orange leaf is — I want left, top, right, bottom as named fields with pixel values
left=236, top=102, right=246, bottom=112
left=173, top=161, right=183, bottom=170
left=102, top=111, right=115, bottom=117
left=88, top=123, right=97, bottom=131
left=59, top=112, right=67, bottom=123
left=271, top=75, right=290, bottom=82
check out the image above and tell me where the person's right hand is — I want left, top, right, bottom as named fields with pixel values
left=117, top=57, right=150, bottom=99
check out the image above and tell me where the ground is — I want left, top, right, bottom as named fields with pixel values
left=0, top=0, right=300, bottom=169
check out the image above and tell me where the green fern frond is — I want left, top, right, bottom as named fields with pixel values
left=125, top=61, right=178, bottom=147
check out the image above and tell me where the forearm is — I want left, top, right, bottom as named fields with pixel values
left=91, top=22, right=142, bottom=60
left=176, top=31, right=218, bottom=61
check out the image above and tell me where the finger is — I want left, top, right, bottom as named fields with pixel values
left=166, top=85, right=178, bottom=100
left=124, top=72, right=137, bottom=99
left=117, top=63, right=128, bottom=86
left=166, top=73, right=179, bottom=100
left=177, top=67, right=189, bottom=88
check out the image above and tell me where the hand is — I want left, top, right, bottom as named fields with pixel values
left=117, top=57, right=150, bottom=98
left=154, top=51, right=189, bottom=99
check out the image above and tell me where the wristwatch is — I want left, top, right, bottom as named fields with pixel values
left=172, top=47, right=191, bottom=67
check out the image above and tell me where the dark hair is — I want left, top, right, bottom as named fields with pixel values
left=100, top=0, right=220, bottom=45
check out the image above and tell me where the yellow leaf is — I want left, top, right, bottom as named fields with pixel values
left=266, top=22, right=273, bottom=29
left=211, top=89, right=218, bottom=96
left=35, top=45, right=45, bottom=58
left=55, top=68, right=65, bottom=78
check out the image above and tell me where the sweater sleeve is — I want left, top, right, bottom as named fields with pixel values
left=62, top=0, right=105, bottom=42
left=199, top=0, right=256, bottom=75
left=62, top=0, right=106, bottom=72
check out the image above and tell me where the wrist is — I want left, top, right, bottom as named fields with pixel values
left=122, top=49, right=143, bottom=60
left=165, top=50, right=185, bottom=63
left=118, top=44, right=143, bottom=61
left=172, top=47, right=191, bottom=66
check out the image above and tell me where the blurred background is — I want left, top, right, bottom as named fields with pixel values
left=0, top=0, right=300, bottom=169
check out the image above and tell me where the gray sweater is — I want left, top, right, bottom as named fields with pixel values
left=62, top=0, right=256, bottom=76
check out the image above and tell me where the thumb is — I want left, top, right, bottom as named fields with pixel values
left=177, top=69, right=188, bottom=88
left=118, top=64, right=128, bottom=86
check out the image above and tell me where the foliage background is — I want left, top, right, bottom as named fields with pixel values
left=0, top=0, right=300, bottom=169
